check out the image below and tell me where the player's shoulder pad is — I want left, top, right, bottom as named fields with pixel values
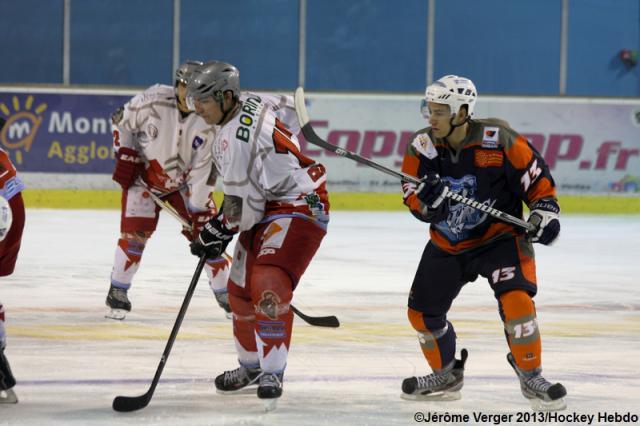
left=131, top=84, right=175, bottom=106
left=410, top=128, right=437, bottom=159
left=474, top=118, right=519, bottom=149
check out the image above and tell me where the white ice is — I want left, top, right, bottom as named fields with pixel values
left=1, top=210, right=639, bottom=425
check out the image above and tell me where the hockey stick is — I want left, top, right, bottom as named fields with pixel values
left=112, top=255, right=207, bottom=412
left=291, top=305, right=339, bottom=328
left=142, top=183, right=340, bottom=328
left=293, top=87, right=535, bottom=232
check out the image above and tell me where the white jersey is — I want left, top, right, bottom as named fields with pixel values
left=113, top=84, right=217, bottom=212
left=212, top=92, right=329, bottom=231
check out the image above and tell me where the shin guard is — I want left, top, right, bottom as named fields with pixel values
left=408, top=308, right=456, bottom=371
left=229, top=291, right=259, bottom=368
left=499, top=290, right=541, bottom=371
left=251, top=265, right=293, bottom=374
left=110, top=237, right=146, bottom=288
left=205, top=255, right=231, bottom=294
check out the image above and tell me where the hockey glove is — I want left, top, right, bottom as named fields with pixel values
left=417, top=173, right=449, bottom=209
left=112, top=147, right=144, bottom=190
left=527, top=199, right=560, bottom=245
left=190, top=214, right=235, bottom=259
left=189, top=210, right=214, bottom=241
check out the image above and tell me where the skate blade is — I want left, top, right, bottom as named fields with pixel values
left=105, top=308, right=128, bottom=320
left=262, top=398, right=278, bottom=412
left=529, top=397, right=566, bottom=412
left=0, top=389, right=18, bottom=404
left=216, top=386, right=258, bottom=396
left=401, top=390, right=461, bottom=401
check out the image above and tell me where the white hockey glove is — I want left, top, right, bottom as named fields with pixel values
left=527, top=199, right=560, bottom=245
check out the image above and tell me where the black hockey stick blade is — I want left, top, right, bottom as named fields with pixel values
left=112, top=256, right=207, bottom=412
left=293, top=87, right=534, bottom=232
left=291, top=305, right=340, bottom=328
left=113, top=391, right=152, bottom=412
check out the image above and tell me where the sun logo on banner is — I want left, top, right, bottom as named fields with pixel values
left=0, top=95, right=48, bottom=164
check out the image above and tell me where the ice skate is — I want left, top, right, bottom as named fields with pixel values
left=0, top=348, right=18, bottom=404
left=507, top=352, right=567, bottom=411
left=105, top=284, right=131, bottom=320
left=257, top=372, right=283, bottom=412
left=214, top=365, right=261, bottom=395
left=401, top=348, right=467, bottom=401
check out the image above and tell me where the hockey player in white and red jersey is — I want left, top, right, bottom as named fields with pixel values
left=186, top=61, right=329, bottom=410
left=106, top=60, right=231, bottom=320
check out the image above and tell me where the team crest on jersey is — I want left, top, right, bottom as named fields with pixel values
left=434, top=175, right=495, bottom=242
left=147, top=124, right=159, bottom=140
left=192, top=136, right=204, bottom=149
left=411, top=133, right=437, bottom=159
left=482, top=126, right=499, bottom=148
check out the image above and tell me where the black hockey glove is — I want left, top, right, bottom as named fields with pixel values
left=417, top=173, right=449, bottom=209
left=190, top=214, right=235, bottom=259
left=527, top=199, right=560, bottom=245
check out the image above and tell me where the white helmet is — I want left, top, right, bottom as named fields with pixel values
left=421, top=75, right=477, bottom=119
left=0, top=196, right=12, bottom=242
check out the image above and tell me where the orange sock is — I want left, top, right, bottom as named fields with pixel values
left=499, top=290, right=541, bottom=371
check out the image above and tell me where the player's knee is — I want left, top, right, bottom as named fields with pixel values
left=228, top=292, right=254, bottom=321
left=250, top=265, right=293, bottom=318
left=499, top=289, right=535, bottom=319
left=408, top=307, right=446, bottom=333
left=120, top=231, right=152, bottom=243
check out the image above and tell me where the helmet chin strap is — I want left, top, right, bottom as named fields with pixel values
left=444, top=109, right=470, bottom=138
left=215, top=93, right=238, bottom=126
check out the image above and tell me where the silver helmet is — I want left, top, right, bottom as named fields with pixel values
left=187, top=61, right=240, bottom=103
left=175, top=60, right=204, bottom=86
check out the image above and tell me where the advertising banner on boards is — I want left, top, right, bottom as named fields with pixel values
left=1, top=88, right=639, bottom=193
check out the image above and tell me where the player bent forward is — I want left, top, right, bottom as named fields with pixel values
left=400, top=75, right=566, bottom=411
left=187, top=61, right=329, bottom=411
left=106, top=60, right=230, bottom=320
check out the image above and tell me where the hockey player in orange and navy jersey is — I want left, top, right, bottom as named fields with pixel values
left=0, top=117, right=26, bottom=403
left=399, top=75, right=566, bottom=411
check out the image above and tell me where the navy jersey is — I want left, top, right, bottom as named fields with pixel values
left=401, top=119, right=557, bottom=254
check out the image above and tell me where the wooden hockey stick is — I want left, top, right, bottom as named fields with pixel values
left=293, top=87, right=535, bottom=232
left=141, top=183, right=340, bottom=328
left=112, top=255, right=207, bottom=412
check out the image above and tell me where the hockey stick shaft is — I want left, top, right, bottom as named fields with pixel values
left=293, top=87, right=534, bottom=232
left=141, top=181, right=340, bottom=328
left=112, top=255, right=207, bottom=412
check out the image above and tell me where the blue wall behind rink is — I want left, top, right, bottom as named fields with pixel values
left=0, top=0, right=638, bottom=96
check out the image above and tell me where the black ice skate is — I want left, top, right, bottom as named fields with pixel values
left=507, top=352, right=567, bottom=411
left=105, top=284, right=131, bottom=320
left=214, top=365, right=261, bottom=395
left=0, top=348, right=18, bottom=404
left=257, top=372, right=283, bottom=412
left=401, top=348, right=468, bottom=401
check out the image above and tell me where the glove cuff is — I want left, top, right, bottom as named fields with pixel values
left=530, top=198, right=560, bottom=215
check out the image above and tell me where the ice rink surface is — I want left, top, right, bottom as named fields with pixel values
left=1, top=209, right=639, bottom=425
